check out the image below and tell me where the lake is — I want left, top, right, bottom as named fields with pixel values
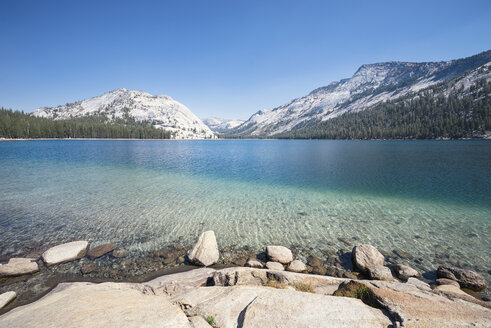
left=0, top=139, right=490, bottom=301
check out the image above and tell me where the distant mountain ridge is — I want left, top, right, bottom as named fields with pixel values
left=276, top=63, right=491, bottom=139
left=202, top=117, right=245, bottom=133
left=33, top=88, right=215, bottom=139
left=226, top=50, right=491, bottom=136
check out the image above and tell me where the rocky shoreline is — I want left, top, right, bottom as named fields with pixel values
left=0, top=231, right=489, bottom=326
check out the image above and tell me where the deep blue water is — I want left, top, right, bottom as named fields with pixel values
left=0, top=139, right=490, bottom=287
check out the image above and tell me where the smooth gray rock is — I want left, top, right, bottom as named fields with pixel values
left=0, top=258, right=39, bottom=277
left=0, top=282, right=191, bottom=328
left=241, top=287, right=392, bottom=328
left=368, top=266, right=393, bottom=281
left=266, top=245, right=293, bottom=264
left=188, top=315, right=212, bottom=328
left=187, top=231, right=219, bottom=267
left=245, top=258, right=263, bottom=268
left=436, top=278, right=460, bottom=288
left=171, top=286, right=392, bottom=328
left=433, top=284, right=468, bottom=296
left=369, top=278, right=491, bottom=327
left=42, top=241, right=89, bottom=266
left=437, top=265, right=486, bottom=291
left=393, top=263, right=420, bottom=280
left=352, top=244, right=384, bottom=274
left=406, top=277, right=432, bottom=291
left=287, top=260, right=306, bottom=273
left=211, top=267, right=347, bottom=295
left=266, top=261, right=284, bottom=271
left=0, top=291, right=16, bottom=310
left=145, top=268, right=216, bottom=297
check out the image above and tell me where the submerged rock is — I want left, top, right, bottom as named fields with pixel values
left=392, top=263, right=420, bottom=280
left=0, top=258, right=39, bottom=277
left=307, top=255, right=323, bottom=268
left=266, top=262, right=284, bottom=271
left=368, top=266, right=393, bottom=281
left=337, top=237, right=351, bottom=246
left=42, top=241, right=89, bottom=266
left=0, top=291, right=16, bottom=310
left=266, top=246, right=293, bottom=264
left=352, top=245, right=384, bottom=274
left=87, top=243, right=116, bottom=259
left=187, top=231, right=219, bottom=266
left=437, top=265, right=486, bottom=291
left=81, top=263, right=98, bottom=275
left=393, top=249, right=414, bottom=260
left=287, top=260, right=306, bottom=273
left=111, top=249, right=129, bottom=258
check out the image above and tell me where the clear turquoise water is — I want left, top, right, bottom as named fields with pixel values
left=0, top=140, right=490, bottom=285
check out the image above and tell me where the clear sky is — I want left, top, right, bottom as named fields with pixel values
left=1, top=0, right=490, bottom=120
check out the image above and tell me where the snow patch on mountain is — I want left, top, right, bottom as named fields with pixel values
left=33, top=89, right=215, bottom=139
left=202, top=117, right=245, bottom=133
left=230, top=50, right=491, bottom=136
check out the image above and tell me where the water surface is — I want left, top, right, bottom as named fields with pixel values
left=0, top=140, right=490, bottom=298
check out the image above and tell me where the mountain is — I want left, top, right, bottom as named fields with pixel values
left=202, top=117, right=245, bottom=134
left=33, top=88, right=215, bottom=139
left=228, top=50, right=491, bottom=137
left=277, top=63, right=491, bottom=139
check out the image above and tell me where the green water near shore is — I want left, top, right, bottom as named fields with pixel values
left=0, top=139, right=490, bottom=302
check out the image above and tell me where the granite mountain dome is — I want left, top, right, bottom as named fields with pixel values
left=33, top=88, right=215, bottom=139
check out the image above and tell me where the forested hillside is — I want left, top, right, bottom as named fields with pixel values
left=275, top=78, right=490, bottom=139
left=0, top=109, right=172, bottom=139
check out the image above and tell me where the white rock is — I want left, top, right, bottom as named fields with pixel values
left=368, top=266, right=393, bottom=281
left=242, top=288, right=392, bottom=328
left=436, top=278, right=460, bottom=288
left=286, top=260, right=306, bottom=273
left=352, top=244, right=384, bottom=273
left=393, top=263, right=420, bottom=279
left=187, top=231, right=219, bottom=267
left=0, top=282, right=191, bottom=328
left=265, top=262, right=284, bottom=271
left=211, top=267, right=347, bottom=294
left=266, top=246, right=293, bottom=264
left=245, top=258, right=263, bottom=268
left=145, top=268, right=216, bottom=297
left=42, top=241, right=89, bottom=266
left=433, top=284, right=468, bottom=296
left=406, top=277, right=432, bottom=291
left=188, top=316, right=212, bottom=328
left=0, top=291, right=16, bottom=309
left=0, top=258, right=39, bottom=277
left=172, top=286, right=392, bottom=328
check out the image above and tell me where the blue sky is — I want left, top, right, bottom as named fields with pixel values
left=1, top=1, right=490, bottom=119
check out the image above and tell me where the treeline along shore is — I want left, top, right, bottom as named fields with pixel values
left=0, top=108, right=172, bottom=139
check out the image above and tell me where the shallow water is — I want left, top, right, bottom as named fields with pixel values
left=0, top=140, right=490, bottom=300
